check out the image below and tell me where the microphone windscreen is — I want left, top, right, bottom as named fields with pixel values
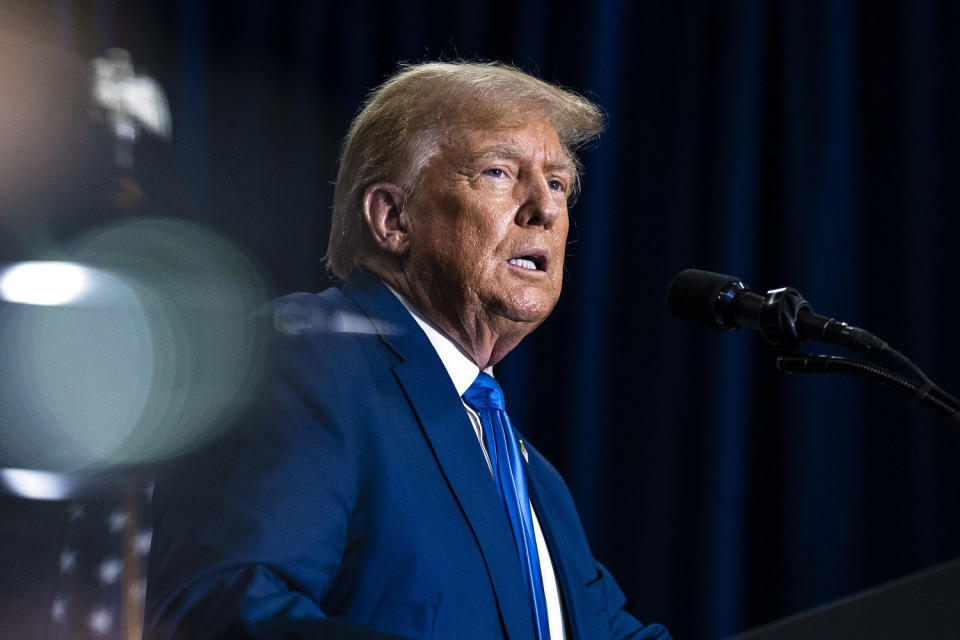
left=666, top=269, right=743, bottom=327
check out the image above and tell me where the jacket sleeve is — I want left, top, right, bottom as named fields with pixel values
left=600, top=562, right=672, bottom=640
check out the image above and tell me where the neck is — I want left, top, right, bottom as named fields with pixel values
left=368, top=264, right=532, bottom=369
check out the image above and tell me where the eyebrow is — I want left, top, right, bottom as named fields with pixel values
left=464, top=144, right=577, bottom=178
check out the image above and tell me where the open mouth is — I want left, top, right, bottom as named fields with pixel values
left=507, top=254, right=547, bottom=272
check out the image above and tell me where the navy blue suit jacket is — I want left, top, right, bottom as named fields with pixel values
left=145, top=272, right=670, bottom=640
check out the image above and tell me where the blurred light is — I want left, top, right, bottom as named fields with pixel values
left=272, top=298, right=399, bottom=336
left=0, top=468, right=74, bottom=500
left=0, top=218, right=270, bottom=473
left=0, top=261, right=90, bottom=306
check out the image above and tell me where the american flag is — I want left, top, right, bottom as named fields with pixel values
left=0, top=477, right=152, bottom=639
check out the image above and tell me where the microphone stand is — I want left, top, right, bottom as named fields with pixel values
left=776, top=354, right=960, bottom=428
left=751, top=285, right=960, bottom=429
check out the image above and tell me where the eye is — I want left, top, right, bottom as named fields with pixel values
left=483, top=168, right=506, bottom=178
left=547, top=179, right=566, bottom=193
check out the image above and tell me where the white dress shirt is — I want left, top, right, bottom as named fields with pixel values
left=388, top=286, right=566, bottom=640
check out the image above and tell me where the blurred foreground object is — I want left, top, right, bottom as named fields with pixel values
left=0, top=473, right=153, bottom=640
left=91, top=48, right=171, bottom=170
left=0, top=34, right=106, bottom=238
left=0, top=40, right=267, bottom=471
left=0, top=41, right=171, bottom=259
left=0, top=218, right=270, bottom=473
left=0, top=35, right=263, bottom=640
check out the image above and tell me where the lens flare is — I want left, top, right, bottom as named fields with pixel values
left=0, top=218, right=270, bottom=472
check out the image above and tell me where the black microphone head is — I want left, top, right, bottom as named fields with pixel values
left=666, top=269, right=745, bottom=329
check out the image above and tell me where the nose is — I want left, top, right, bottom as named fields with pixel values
left=515, top=174, right=564, bottom=228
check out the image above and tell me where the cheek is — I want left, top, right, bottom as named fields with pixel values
left=553, top=219, right=569, bottom=269
left=441, top=226, right=492, bottom=285
left=466, top=208, right=510, bottom=262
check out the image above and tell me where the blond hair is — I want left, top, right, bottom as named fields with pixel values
left=325, top=61, right=605, bottom=280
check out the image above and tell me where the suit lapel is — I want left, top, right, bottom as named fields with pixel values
left=525, top=469, right=598, bottom=640
left=342, top=273, right=537, bottom=640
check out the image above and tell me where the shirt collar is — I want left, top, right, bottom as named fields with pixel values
left=385, top=283, right=490, bottom=396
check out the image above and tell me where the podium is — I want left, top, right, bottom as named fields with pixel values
left=728, top=557, right=960, bottom=639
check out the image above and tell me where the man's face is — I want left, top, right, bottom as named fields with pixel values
left=402, top=117, right=573, bottom=335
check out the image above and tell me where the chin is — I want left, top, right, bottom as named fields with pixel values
left=493, top=290, right=559, bottom=325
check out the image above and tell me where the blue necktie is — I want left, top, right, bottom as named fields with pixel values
left=463, top=372, right=551, bottom=640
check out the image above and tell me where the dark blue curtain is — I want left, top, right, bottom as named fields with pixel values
left=5, top=1, right=960, bottom=638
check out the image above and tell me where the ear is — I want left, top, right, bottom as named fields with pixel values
left=362, top=182, right=409, bottom=256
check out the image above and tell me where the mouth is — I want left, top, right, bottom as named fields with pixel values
left=506, top=251, right=549, bottom=272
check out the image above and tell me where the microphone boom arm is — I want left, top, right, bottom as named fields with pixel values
left=777, top=354, right=960, bottom=429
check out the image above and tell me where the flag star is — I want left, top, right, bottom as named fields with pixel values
left=88, top=608, right=113, bottom=634
left=58, top=550, right=77, bottom=575
left=135, top=530, right=152, bottom=555
left=51, top=598, right=67, bottom=622
left=107, top=510, right=127, bottom=533
left=97, top=557, right=123, bottom=585
left=69, top=504, right=86, bottom=521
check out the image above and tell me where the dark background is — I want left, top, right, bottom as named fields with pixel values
left=3, top=1, right=960, bottom=639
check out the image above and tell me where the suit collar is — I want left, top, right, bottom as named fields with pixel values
left=341, top=271, right=538, bottom=640
left=340, top=270, right=430, bottom=361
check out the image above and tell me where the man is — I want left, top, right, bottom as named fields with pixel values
left=146, top=62, right=670, bottom=639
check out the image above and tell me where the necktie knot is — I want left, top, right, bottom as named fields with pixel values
left=463, top=372, right=506, bottom=411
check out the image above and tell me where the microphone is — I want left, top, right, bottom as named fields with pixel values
left=667, top=269, right=960, bottom=426
left=666, top=268, right=887, bottom=353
